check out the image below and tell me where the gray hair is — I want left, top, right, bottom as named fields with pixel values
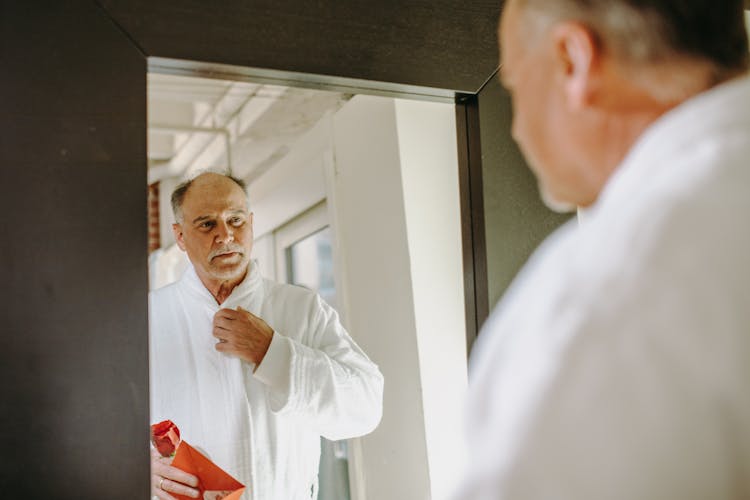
left=170, top=170, right=249, bottom=223
left=514, top=0, right=749, bottom=82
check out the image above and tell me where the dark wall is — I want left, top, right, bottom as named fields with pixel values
left=456, top=79, right=569, bottom=352
left=98, top=0, right=502, bottom=94
left=0, top=2, right=149, bottom=498
left=476, top=79, right=571, bottom=313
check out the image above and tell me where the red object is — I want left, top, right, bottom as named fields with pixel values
left=170, top=441, right=245, bottom=500
left=151, top=420, right=181, bottom=457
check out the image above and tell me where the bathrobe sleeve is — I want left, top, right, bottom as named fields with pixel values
left=252, top=290, right=384, bottom=441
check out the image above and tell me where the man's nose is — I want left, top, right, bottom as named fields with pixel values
left=215, top=221, right=234, bottom=243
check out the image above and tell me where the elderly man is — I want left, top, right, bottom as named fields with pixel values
left=455, top=1, right=750, bottom=499
left=149, top=172, right=383, bottom=500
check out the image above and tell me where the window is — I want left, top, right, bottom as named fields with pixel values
left=286, top=226, right=336, bottom=308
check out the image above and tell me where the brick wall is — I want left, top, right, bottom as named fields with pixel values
left=148, top=182, right=160, bottom=253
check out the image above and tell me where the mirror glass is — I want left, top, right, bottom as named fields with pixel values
left=147, top=72, right=468, bottom=499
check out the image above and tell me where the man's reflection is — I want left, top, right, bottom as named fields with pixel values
left=149, top=171, right=384, bottom=500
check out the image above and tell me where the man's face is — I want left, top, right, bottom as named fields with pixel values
left=173, top=174, right=253, bottom=284
left=499, top=1, right=591, bottom=211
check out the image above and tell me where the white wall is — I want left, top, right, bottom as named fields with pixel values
left=248, top=117, right=330, bottom=239
left=328, top=95, right=433, bottom=500
left=394, top=99, right=467, bottom=498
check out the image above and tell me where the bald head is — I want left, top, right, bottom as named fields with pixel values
left=506, top=0, right=748, bottom=84
left=171, top=172, right=248, bottom=224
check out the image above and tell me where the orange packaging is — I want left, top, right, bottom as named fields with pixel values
left=170, top=441, right=246, bottom=500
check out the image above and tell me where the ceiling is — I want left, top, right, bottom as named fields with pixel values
left=147, top=73, right=349, bottom=184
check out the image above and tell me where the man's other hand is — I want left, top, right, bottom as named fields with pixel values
left=151, top=447, right=199, bottom=499
left=213, top=306, right=274, bottom=365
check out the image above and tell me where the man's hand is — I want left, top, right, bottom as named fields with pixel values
left=213, top=306, right=274, bottom=365
left=151, top=447, right=199, bottom=499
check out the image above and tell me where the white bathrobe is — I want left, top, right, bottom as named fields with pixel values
left=456, top=75, right=750, bottom=499
left=150, top=261, right=384, bottom=500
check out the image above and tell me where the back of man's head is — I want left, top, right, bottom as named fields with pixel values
left=515, top=0, right=748, bottom=83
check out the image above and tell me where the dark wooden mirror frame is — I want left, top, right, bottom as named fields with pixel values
left=1, top=2, right=565, bottom=496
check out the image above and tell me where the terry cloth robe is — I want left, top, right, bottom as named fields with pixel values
left=454, top=74, right=750, bottom=500
left=150, top=261, right=384, bottom=500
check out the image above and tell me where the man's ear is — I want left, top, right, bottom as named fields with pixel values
left=552, top=21, right=600, bottom=109
left=172, top=223, right=187, bottom=251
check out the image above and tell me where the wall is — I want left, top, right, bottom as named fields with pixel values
left=248, top=114, right=331, bottom=239
left=158, top=176, right=180, bottom=249
left=395, top=99, right=468, bottom=497
left=477, top=80, right=571, bottom=310
left=327, top=95, right=432, bottom=500
left=99, top=0, right=502, bottom=96
left=0, top=3, right=150, bottom=497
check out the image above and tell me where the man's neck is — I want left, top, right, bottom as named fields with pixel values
left=197, top=267, right=248, bottom=305
left=578, top=62, right=701, bottom=207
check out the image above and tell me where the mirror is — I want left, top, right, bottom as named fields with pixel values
left=146, top=71, right=469, bottom=499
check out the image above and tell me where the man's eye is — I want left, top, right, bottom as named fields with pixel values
left=229, top=217, right=244, bottom=226
left=199, top=221, right=216, bottom=229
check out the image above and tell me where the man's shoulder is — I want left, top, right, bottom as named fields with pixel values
left=262, top=279, right=332, bottom=317
left=264, top=278, right=319, bottom=301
